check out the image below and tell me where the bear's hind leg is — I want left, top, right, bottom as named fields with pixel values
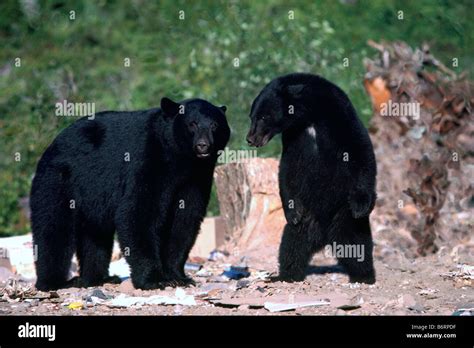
left=275, top=219, right=320, bottom=282
left=32, top=210, right=75, bottom=291
left=73, top=220, right=116, bottom=287
left=31, top=167, right=75, bottom=291
left=330, top=214, right=376, bottom=284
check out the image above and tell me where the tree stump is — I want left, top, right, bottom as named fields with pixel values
left=214, top=158, right=286, bottom=251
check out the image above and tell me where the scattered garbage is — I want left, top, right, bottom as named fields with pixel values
left=452, top=305, right=474, bottom=316
left=264, top=299, right=330, bottom=313
left=208, top=250, right=227, bottom=262
left=106, top=288, right=196, bottom=308
left=408, top=303, right=425, bottom=313
left=109, top=258, right=131, bottom=280
left=236, top=279, right=251, bottom=289
left=90, top=289, right=109, bottom=300
left=82, top=289, right=112, bottom=306
left=26, top=291, right=59, bottom=300
left=210, top=297, right=266, bottom=309
left=336, top=295, right=364, bottom=311
left=453, top=264, right=473, bottom=279
left=252, top=271, right=271, bottom=280
left=184, top=262, right=202, bottom=272
left=418, top=288, right=439, bottom=299
left=195, top=268, right=212, bottom=277
left=0, top=235, right=37, bottom=279
left=199, top=283, right=230, bottom=293
left=222, top=266, right=250, bottom=280
left=67, top=302, right=83, bottom=310
left=210, top=293, right=351, bottom=312
left=441, top=264, right=474, bottom=287
left=0, top=279, right=41, bottom=301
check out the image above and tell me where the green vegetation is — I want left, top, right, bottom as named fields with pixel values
left=0, top=0, right=472, bottom=235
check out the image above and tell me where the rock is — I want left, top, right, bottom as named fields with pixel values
left=117, top=279, right=135, bottom=294
left=398, top=294, right=417, bottom=309
left=90, top=289, right=108, bottom=300
left=236, top=279, right=251, bottom=289
left=381, top=249, right=416, bottom=273
left=199, top=282, right=230, bottom=293
left=408, top=303, right=425, bottom=313
left=214, top=158, right=286, bottom=252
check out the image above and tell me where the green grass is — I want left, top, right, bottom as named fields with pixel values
left=0, top=0, right=472, bottom=236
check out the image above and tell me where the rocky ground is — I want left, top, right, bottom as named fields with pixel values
left=1, top=246, right=472, bottom=316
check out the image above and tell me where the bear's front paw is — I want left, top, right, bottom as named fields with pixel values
left=131, top=279, right=168, bottom=290
left=349, top=273, right=376, bottom=284
left=162, top=277, right=196, bottom=288
left=349, top=190, right=376, bottom=218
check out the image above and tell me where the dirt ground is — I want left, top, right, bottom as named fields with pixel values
left=1, top=248, right=472, bottom=316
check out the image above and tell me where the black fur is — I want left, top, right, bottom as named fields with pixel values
left=247, top=73, right=377, bottom=284
left=31, top=98, right=230, bottom=290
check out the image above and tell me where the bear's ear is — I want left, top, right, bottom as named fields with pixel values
left=286, top=84, right=306, bottom=98
left=219, top=105, right=227, bottom=113
left=160, top=97, right=180, bottom=117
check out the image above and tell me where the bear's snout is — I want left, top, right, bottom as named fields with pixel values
left=194, top=140, right=211, bottom=158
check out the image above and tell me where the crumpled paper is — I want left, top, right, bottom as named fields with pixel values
left=105, top=288, right=196, bottom=308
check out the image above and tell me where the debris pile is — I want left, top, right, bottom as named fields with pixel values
left=364, top=40, right=473, bottom=256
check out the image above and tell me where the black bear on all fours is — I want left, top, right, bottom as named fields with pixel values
left=31, top=98, right=230, bottom=290
left=247, top=73, right=377, bottom=284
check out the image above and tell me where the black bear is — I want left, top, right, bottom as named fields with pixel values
left=246, top=73, right=377, bottom=284
left=31, top=98, right=230, bottom=290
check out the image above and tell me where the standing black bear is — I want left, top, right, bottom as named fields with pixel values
left=247, top=73, right=377, bottom=284
left=31, top=98, right=230, bottom=290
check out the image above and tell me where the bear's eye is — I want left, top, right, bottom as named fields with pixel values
left=258, top=115, right=268, bottom=121
left=188, top=121, right=198, bottom=131
left=211, top=122, right=218, bottom=131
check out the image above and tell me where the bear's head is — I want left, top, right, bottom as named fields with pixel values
left=246, top=77, right=308, bottom=147
left=160, top=97, right=230, bottom=159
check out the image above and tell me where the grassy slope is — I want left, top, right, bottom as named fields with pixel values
left=0, top=0, right=472, bottom=235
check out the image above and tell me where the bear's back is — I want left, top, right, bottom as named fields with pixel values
left=33, top=109, right=164, bottom=216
